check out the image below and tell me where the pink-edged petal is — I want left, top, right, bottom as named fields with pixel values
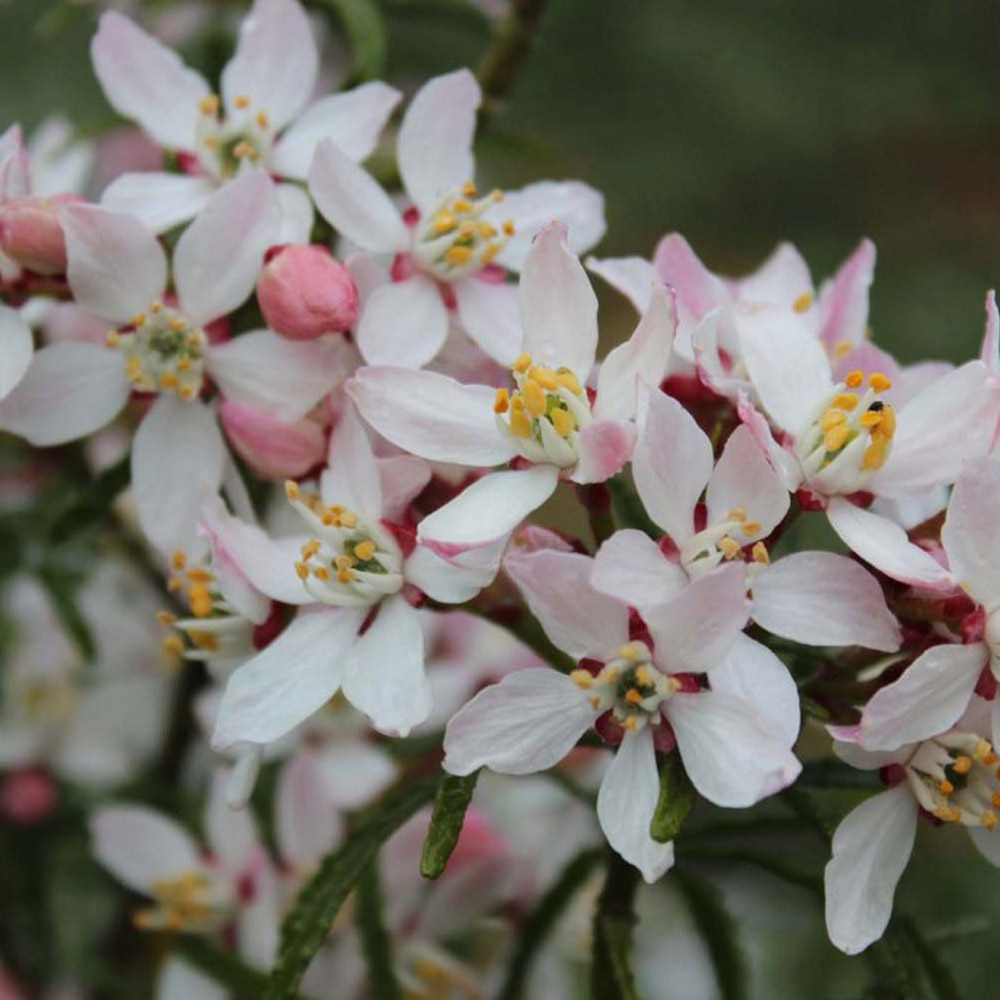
left=276, top=751, right=345, bottom=872
left=341, top=596, right=431, bottom=736
left=405, top=533, right=508, bottom=603
left=174, top=170, right=279, bottom=326
left=397, top=69, right=479, bottom=210
left=100, top=171, right=214, bottom=234
left=236, top=858, right=281, bottom=967
left=0, top=342, right=127, bottom=445
left=646, top=563, right=750, bottom=675
left=632, top=387, right=713, bottom=544
left=63, top=203, right=166, bottom=323
left=706, top=423, right=789, bottom=538
left=519, top=222, right=598, bottom=378
left=824, top=785, right=917, bottom=955
left=348, top=365, right=513, bottom=465
left=213, top=607, right=365, bottom=749
left=817, top=239, right=876, bottom=351
left=586, top=255, right=656, bottom=314
left=736, top=242, right=813, bottom=309
left=132, top=396, right=226, bottom=554
left=356, top=274, right=449, bottom=368
left=981, top=289, right=999, bottom=377
left=378, top=455, right=431, bottom=520
left=91, top=11, right=209, bottom=150
left=221, top=0, right=318, bottom=131
left=0, top=304, right=33, bottom=400
left=219, top=400, right=326, bottom=480
left=90, top=805, right=202, bottom=895
left=652, top=232, right=726, bottom=319
left=419, top=465, right=559, bottom=553
left=668, top=691, right=802, bottom=807
left=321, top=403, right=382, bottom=521
left=859, top=642, right=985, bottom=750
left=826, top=497, right=953, bottom=589
left=594, top=283, right=676, bottom=423
left=873, top=360, right=998, bottom=497
left=443, top=668, right=594, bottom=775
left=597, top=728, right=675, bottom=882
left=309, top=139, right=407, bottom=252
left=208, top=329, right=341, bottom=421
left=942, top=457, right=1000, bottom=611
left=591, top=529, right=688, bottom=611
left=452, top=276, right=522, bottom=366
left=504, top=546, right=629, bottom=661
left=270, top=82, right=402, bottom=179
left=737, top=391, right=802, bottom=490
left=274, top=182, right=314, bottom=245
left=752, top=551, right=901, bottom=651
left=491, top=180, right=607, bottom=272
left=571, top=419, right=634, bottom=485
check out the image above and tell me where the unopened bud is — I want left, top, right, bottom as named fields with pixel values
left=0, top=195, right=81, bottom=275
left=220, top=400, right=326, bottom=479
left=257, top=244, right=358, bottom=340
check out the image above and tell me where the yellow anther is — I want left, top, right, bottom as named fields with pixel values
left=457, top=221, right=476, bottom=239
left=170, top=551, right=187, bottom=571
left=156, top=611, right=177, bottom=627
left=603, top=665, right=621, bottom=683
left=354, top=540, right=377, bottom=561
left=444, top=245, right=472, bottom=267
left=105, top=330, right=120, bottom=347
left=178, top=386, right=195, bottom=400
left=167, top=317, right=185, bottom=332
left=285, top=480, right=301, bottom=500
left=820, top=409, right=847, bottom=431
left=624, top=689, right=644, bottom=705
left=232, top=141, right=253, bottom=159
left=792, top=291, right=813, bottom=313
left=334, top=554, right=355, bottom=571
left=879, top=405, right=896, bottom=437
left=479, top=222, right=498, bottom=239
left=823, top=424, right=850, bottom=452
left=233, top=95, right=250, bottom=109
left=859, top=410, right=882, bottom=429
left=433, top=211, right=455, bottom=234
left=494, top=387, right=510, bottom=414
left=939, top=779, right=954, bottom=796
left=992, top=792, right=1000, bottom=809
left=512, top=353, right=532, bottom=373
left=167, top=577, right=183, bottom=594
left=339, top=510, right=357, bottom=528
left=199, top=95, right=220, bottom=116
left=177, top=358, right=192, bottom=372
left=186, top=333, right=202, bottom=348
left=482, top=244, right=501, bottom=264
left=622, top=715, right=638, bottom=731
left=833, top=340, right=853, bottom=359
left=160, top=373, right=179, bottom=390
left=831, top=392, right=859, bottom=411
left=550, top=408, right=576, bottom=438
left=522, top=378, right=546, bottom=417
left=862, top=437, right=890, bottom=471
left=508, top=407, right=532, bottom=438
left=295, top=561, right=309, bottom=580
left=845, top=371, right=864, bottom=389
left=751, top=541, right=770, bottom=565
left=300, top=540, right=321, bottom=559
left=452, top=198, right=474, bottom=214
left=502, top=220, right=515, bottom=236
left=203, top=137, right=220, bottom=151
left=188, top=583, right=213, bottom=618
left=125, top=357, right=143, bottom=381
left=150, top=301, right=163, bottom=314
left=952, top=755, right=973, bottom=775
left=718, top=536, right=741, bottom=559
left=555, top=369, right=583, bottom=395
left=528, top=366, right=558, bottom=390
left=491, top=188, right=503, bottom=202
left=635, top=664, right=653, bottom=686
left=934, top=805, right=961, bottom=823
left=619, top=643, right=644, bottom=662
left=255, top=110, right=269, bottom=130
left=982, top=810, right=998, bottom=831
left=162, top=635, right=184, bottom=657
left=742, top=520, right=762, bottom=536
left=337, top=567, right=355, bottom=584
left=974, top=739, right=995, bottom=761
left=189, top=631, right=219, bottom=652
left=868, top=372, right=892, bottom=392
left=187, top=568, right=213, bottom=584
left=313, top=566, right=331, bottom=581
left=589, top=695, right=601, bottom=709
left=570, top=669, right=593, bottom=689
left=462, top=181, right=478, bottom=198
left=727, top=507, right=747, bottom=522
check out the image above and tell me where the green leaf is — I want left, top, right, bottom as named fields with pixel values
left=606, top=473, right=660, bottom=539
left=45, top=456, right=130, bottom=544
left=36, top=563, right=96, bottom=663
left=308, top=0, right=386, bottom=82
left=590, top=852, right=642, bottom=1000
left=419, top=770, right=479, bottom=878
left=266, top=777, right=438, bottom=1000
left=650, top=752, right=695, bottom=843
left=354, top=861, right=401, bottom=1000
left=897, top=918, right=964, bottom=1000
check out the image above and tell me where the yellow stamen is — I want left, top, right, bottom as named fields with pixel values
left=833, top=340, right=853, bottom=359
left=982, top=810, right=998, bottom=831
left=462, top=181, right=478, bottom=198
left=188, top=583, right=213, bottom=618
left=555, top=369, right=583, bottom=395
left=952, top=755, right=973, bottom=775
left=186, top=568, right=213, bottom=584
left=831, top=392, right=859, bottom=410
left=939, top=779, right=954, bottom=796
left=845, top=371, right=864, bottom=389
left=751, top=541, right=770, bottom=565
left=508, top=407, right=532, bottom=438
left=170, top=551, right=187, bottom=571
left=879, top=406, right=896, bottom=437
left=550, top=408, right=576, bottom=438
left=868, top=372, right=892, bottom=392
left=105, top=330, right=120, bottom=348
left=159, top=373, right=179, bottom=390
left=156, top=611, right=176, bottom=627
left=934, top=805, right=961, bottom=823
left=859, top=410, right=882, bottom=429
left=255, top=110, right=269, bottom=130
left=570, top=669, right=593, bottom=689
left=529, top=366, right=559, bottom=390
left=622, top=715, right=638, bottom=731
left=502, top=220, right=515, bottom=236
left=742, top=520, right=762, bottom=536
left=635, top=664, right=653, bottom=685
left=523, top=378, right=546, bottom=418
left=727, top=506, right=747, bottom=522
left=199, top=96, right=220, bottom=116
left=285, top=480, right=301, bottom=500
left=189, top=631, right=219, bottom=652
left=512, top=353, right=532, bottom=373
left=619, top=644, right=644, bottom=661
left=823, top=424, right=850, bottom=452
left=820, top=409, right=847, bottom=430
left=300, top=540, right=321, bottom=559
left=792, top=291, right=813, bottom=313
left=718, top=536, right=741, bottom=559
left=295, top=561, right=309, bottom=580
left=862, top=437, right=890, bottom=471
left=433, top=212, right=455, bottom=234
left=233, top=95, right=250, bottom=109
left=624, top=689, right=643, bottom=705
left=150, top=302, right=163, bottom=314
left=313, top=566, right=331, bottom=581
left=452, top=198, right=474, bottom=214
left=479, top=222, right=498, bottom=239
left=162, top=635, right=184, bottom=657
left=354, top=540, right=376, bottom=561
left=494, top=387, right=510, bottom=414
left=444, top=245, right=472, bottom=267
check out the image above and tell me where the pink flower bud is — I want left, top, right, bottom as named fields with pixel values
left=257, top=244, right=358, bottom=340
left=0, top=195, right=80, bottom=275
left=220, top=400, right=326, bottom=479
left=0, top=768, right=57, bottom=824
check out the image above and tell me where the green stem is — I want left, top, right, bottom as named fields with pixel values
left=476, top=0, right=551, bottom=121
left=175, top=936, right=306, bottom=999
left=355, top=861, right=402, bottom=1000
left=590, top=851, right=642, bottom=1000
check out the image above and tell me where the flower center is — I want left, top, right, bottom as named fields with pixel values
left=285, top=481, right=404, bottom=607
left=195, top=94, right=273, bottom=181
left=906, top=732, right=1000, bottom=830
left=14, top=675, right=77, bottom=724
left=680, top=505, right=770, bottom=578
left=410, top=181, right=514, bottom=279
left=571, top=642, right=677, bottom=732
left=106, top=301, right=206, bottom=399
left=494, top=352, right=592, bottom=469
left=132, top=871, right=226, bottom=933
left=401, top=946, right=484, bottom=1000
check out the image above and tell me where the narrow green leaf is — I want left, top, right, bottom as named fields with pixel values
left=590, top=852, right=642, bottom=1000
left=308, top=0, right=386, bottom=82
left=606, top=473, right=660, bottom=540
left=420, top=770, right=479, bottom=878
left=650, top=752, right=695, bottom=843
left=267, top=776, right=438, bottom=1000
left=176, top=935, right=300, bottom=998
left=46, top=456, right=130, bottom=544
left=354, top=861, right=401, bottom=1000
left=36, top=564, right=96, bottom=663
left=898, top=918, right=964, bottom=1000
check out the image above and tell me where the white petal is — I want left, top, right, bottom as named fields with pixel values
left=968, top=825, right=1000, bottom=867
left=313, top=742, right=397, bottom=809
left=397, top=69, right=479, bottom=210
left=824, top=785, right=917, bottom=955
left=157, top=960, right=227, bottom=1000
left=356, top=274, right=449, bottom=368
left=270, top=82, right=402, bottom=179
left=816, top=239, right=875, bottom=351
left=175, top=170, right=280, bottom=326
left=597, top=728, right=675, bottom=882
left=0, top=304, right=33, bottom=401
left=752, top=552, right=901, bottom=651
left=586, top=255, right=656, bottom=314
left=570, top=418, right=635, bottom=485
left=738, top=241, right=814, bottom=309
left=591, top=529, right=688, bottom=612
left=452, top=276, right=523, bottom=365
left=91, top=11, right=208, bottom=149
left=322, top=403, right=383, bottom=522
left=100, top=172, right=214, bottom=234
left=274, top=181, right=314, bottom=244
left=204, top=769, right=258, bottom=873
left=0, top=343, right=127, bottom=445
left=442, top=668, right=594, bottom=775
left=221, top=0, right=318, bottom=131
left=405, top=535, right=509, bottom=603
left=276, top=751, right=344, bottom=872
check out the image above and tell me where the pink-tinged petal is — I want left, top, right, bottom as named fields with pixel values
left=652, top=233, right=726, bottom=320
left=90, top=805, right=202, bottom=895
left=873, top=361, right=998, bottom=497
left=221, top=0, right=318, bottom=131
left=204, top=768, right=258, bottom=872
left=825, top=497, right=953, bottom=589
left=208, top=329, right=340, bottom=421
left=313, top=742, right=396, bottom=810
left=591, top=529, right=688, bottom=611
left=341, top=596, right=431, bottom=736
left=100, top=172, right=213, bottom=234
left=597, top=728, right=675, bottom=882
left=594, top=283, right=675, bottom=423
left=321, top=403, right=382, bottom=520
left=831, top=338, right=900, bottom=389
left=348, top=366, right=513, bottom=465
left=378, top=455, right=432, bottom=521
left=0, top=124, right=26, bottom=200
left=213, top=607, right=365, bottom=749
left=356, top=274, right=449, bottom=368
left=740, top=311, right=834, bottom=434
left=571, top=419, right=634, bottom=485
left=736, top=392, right=802, bottom=490
left=632, top=387, right=713, bottom=544
left=28, top=117, right=94, bottom=197
left=0, top=304, right=33, bottom=401
left=586, top=254, right=656, bottom=314
left=491, top=180, right=607, bottom=272
left=309, top=138, right=407, bottom=252
left=397, top=69, right=479, bottom=211
left=63, top=203, right=166, bottom=323
left=405, top=533, right=509, bottom=603
left=452, top=276, right=522, bottom=366
left=736, top=242, right=813, bottom=309
left=442, top=668, right=594, bottom=775
left=0, top=343, right=127, bottom=445
left=504, top=547, right=629, bottom=661
left=752, top=551, right=901, bottom=652
left=817, top=239, right=876, bottom=351
left=710, top=634, right=800, bottom=746
left=419, top=465, right=559, bottom=553
left=859, top=643, right=985, bottom=751
left=824, top=785, right=917, bottom=955
left=981, top=290, right=999, bottom=378
left=519, top=222, right=598, bottom=378
left=220, top=400, right=326, bottom=480
left=270, top=82, right=402, bottom=179
left=174, top=170, right=280, bottom=326
left=132, top=396, right=226, bottom=554
left=948, top=456, right=1000, bottom=614
left=274, top=182, right=314, bottom=245
left=236, top=858, right=280, bottom=967
left=90, top=12, right=209, bottom=150
left=276, top=751, right=345, bottom=872
left=706, top=424, right=789, bottom=538
left=668, top=691, right=802, bottom=806
left=646, top=563, right=750, bottom=675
